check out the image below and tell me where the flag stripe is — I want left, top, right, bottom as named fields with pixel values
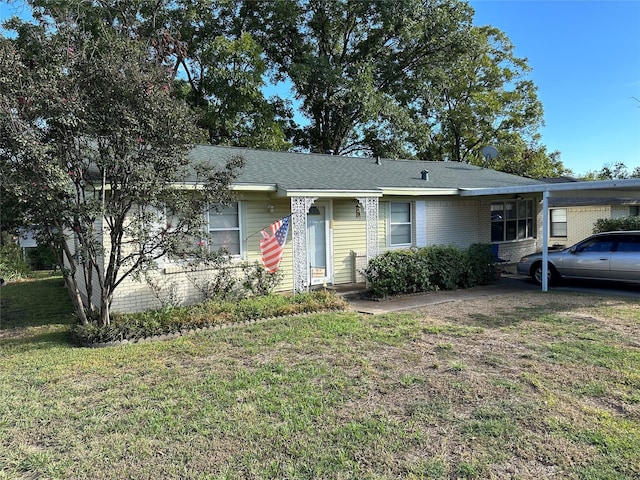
left=260, top=216, right=290, bottom=273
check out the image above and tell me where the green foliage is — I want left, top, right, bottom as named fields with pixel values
left=24, top=244, right=59, bottom=271
left=72, top=290, right=348, bottom=345
left=247, top=0, right=476, bottom=156
left=484, top=134, right=569, bottom=179
left=422, top=245, right=466, bottom=291
left=241, top=260, right=284, bottom=297
left=8, top=0, right=555, bottom=171
left=176, top=259, right=284, bottom=304
left=0, top=234, right=30, bottom=280
left=1, top=25, right=242, bottom=326
left=581, top=161, right=640, bottom=180
left=465, top=243, right=498, bottom=286
left=361, top=250, right=432, bottom=298
left=593, top=216, right=640, bottom=233
left=363, top=244, right=496, bottom=298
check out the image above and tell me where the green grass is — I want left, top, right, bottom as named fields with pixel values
left=0, top=274, right=75, bottom=329
left=1, top=278, right=639, bottom=479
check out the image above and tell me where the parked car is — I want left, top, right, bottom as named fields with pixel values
left=517, top=231, right=640, bottom=285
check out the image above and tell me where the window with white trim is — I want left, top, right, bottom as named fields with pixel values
left=550, top=208, right=567, bottom=237
left=389, top=202, right=412, bottom=246
left=208, top=202, right=241, bottom=255
left=491, top=199, right=534, bottom=242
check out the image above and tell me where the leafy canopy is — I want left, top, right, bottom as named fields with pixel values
left=0, top=23, right=242, bottom=326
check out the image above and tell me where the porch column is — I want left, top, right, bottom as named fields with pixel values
left=357, top=196, right=379, bottom=263
left=290, top=196, right=318, bottom=294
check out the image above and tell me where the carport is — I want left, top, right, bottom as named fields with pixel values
left=460, top=178, right=640, bottom=292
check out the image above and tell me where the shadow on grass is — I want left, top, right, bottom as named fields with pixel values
left=0, top=275, right=75, bottom=330
left=0, top=325, right=73, bottom=352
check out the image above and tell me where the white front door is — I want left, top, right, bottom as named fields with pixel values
left=307, top=203, right=331, bottom=285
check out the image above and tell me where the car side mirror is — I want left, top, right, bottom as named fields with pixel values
left=569, top=246, right=577, bottom=254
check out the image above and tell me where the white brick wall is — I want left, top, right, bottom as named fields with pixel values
left=424, top=199, right=486, bottom=248
left=548, top=206, right=611, bottom=247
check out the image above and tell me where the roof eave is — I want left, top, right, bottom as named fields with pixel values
left=380, top=187, right=460, bottom=196
left=283, top=189, right=383, bottom=198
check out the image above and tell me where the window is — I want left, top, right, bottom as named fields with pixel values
left=491, top=199, right=534, bottom=242
left=616, top=235, right=640, bottom=252
left=389, top=202, right=412, bottom=246
left=630, top=206, right=639, bottom=217
left=575, top=236, right=614, bottom=253
left=208, top=202, right=241, bottom=255
left=550, top=208, right=567, bottom=237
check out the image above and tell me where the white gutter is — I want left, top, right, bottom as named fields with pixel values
left=283, top=189, right=383, bottom=198
left=381, top=187, right=460, bottom=196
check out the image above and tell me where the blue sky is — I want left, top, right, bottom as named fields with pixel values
left=470, top=0, right=640, bottom=176
left=2, top=0, right=639, bottom=176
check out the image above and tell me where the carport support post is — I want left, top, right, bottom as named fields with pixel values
left=541, top=190, right=549, bottom=292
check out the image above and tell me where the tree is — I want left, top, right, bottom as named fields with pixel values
left=243, top=0, right=475, bottom=156
left=581, top=161, right=640, bottom=180
left=0, top=25, right=243, bottom=325
left=480, top=134, right=570, bottom=179
left=13, top=0, right=560, bottom=173
left=21, top=0, right=293, bottom=149
left=419, top=26, right=546, bottom=164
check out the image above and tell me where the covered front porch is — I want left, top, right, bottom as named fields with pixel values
left=288, top=195, right=380, bottom=294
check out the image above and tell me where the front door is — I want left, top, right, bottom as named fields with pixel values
left=307, top=203, right=331, bottom=285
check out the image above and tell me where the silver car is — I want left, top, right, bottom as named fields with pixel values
left=517, top=231, right=640, bottom=285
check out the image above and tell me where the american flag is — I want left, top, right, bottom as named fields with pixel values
left=259, top=216, right=290, bottom=273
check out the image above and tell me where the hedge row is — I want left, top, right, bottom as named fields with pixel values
left=593, top=216, right=640, bottom=234
left=362, top=243, right=497, bottom=298
left=73, top=290, right=348, bottom=345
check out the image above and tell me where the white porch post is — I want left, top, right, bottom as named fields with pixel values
left=291, top=196, right=317, bottom=294
left=357, top=196, right=379, bottom=263
left=541, top=190, right=550, bottom=292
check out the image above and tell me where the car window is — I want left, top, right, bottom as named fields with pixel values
left=576, top=237, right=614, bottom=253
left=615, top=235, right=640, bottom=252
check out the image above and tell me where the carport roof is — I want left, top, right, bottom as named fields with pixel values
left=459, top=178, right=640, bottom=198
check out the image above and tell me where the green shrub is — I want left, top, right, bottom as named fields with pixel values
left=593, top=216, right=640, bottom=233
left=363, top=243, right=497, bottom=298
left=72, top=290, right=348, bottom=345
left=241, top=260, right=283, bottom=296
left=25, top=244, right=59, bottom=271
left=420, top=245, right=466, bottom=290
left=362, top=250, right=433, bottom=298
left=0, top=234, right=31, bottom=280
left=464, top=243, right=497, bottom=286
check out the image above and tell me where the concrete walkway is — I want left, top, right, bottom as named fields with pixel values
left=346, top=274, right=540, bottom=314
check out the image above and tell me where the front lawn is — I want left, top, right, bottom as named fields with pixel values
left=1, top=277, right=639, bottom=479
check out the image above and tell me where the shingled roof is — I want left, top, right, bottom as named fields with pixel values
left=188, top=145, right=544, bottom=194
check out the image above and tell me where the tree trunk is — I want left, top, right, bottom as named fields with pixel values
left=99, top=295, right=111, bottom=326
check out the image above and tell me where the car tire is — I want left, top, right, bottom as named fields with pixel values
left=532, top=262, right=559, bottom=286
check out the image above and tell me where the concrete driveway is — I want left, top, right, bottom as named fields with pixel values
left=346, top=273, right=640, bottom=315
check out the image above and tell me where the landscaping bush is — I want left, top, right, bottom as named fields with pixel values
left=362, top=249, right=432, bottom=298
left=72, top=290, right=348, bottom=345
left=464, top=243, right=498, bottom=287
left=421, top=245, right=466, bottom=290
left=363, top=243, right=497, bottom=298
left=241, top=260, right=283, bottom=296
left=0, top=234, right=30, bottom=280
left=593, top=216, right=640, bottom=233
left=25, top=244, right=59, bottom=271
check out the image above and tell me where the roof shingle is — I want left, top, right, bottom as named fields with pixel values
left=189, top=145, right=544, bottom=193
